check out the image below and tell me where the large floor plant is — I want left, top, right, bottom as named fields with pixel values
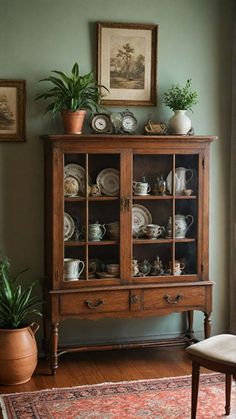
left=0, top=257, right=42, bottom=385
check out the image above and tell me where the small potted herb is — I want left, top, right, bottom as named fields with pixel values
left=163, top=79, right=198, bottom=135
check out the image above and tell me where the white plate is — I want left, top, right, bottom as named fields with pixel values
left=64, top=212, right=75, bottom=241
left=166, top=167, right=189, bottom=195
left=64, top=163, right=89, bottom=196
left=132, top=204, right=152, bottom=237
left=96, top=168, right=120, bottom=196
left=64, top=175, right=79, bottom=197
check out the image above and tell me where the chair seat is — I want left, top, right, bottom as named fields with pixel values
left=186, top=334, right=236, bottom=367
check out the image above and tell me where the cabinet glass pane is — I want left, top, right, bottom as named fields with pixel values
left=87, top=153, right=120, bottom=280
left=132, top=153, right=199, bottom=279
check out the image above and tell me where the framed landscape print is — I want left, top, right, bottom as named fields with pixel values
left=0, top=80, right=26, bottom=142
left=96, top=22, right=158, bottom=106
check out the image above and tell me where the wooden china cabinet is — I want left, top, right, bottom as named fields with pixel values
left=41, top=134, right=216, bottom=374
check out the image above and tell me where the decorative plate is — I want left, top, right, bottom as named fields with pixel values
left=166, top=167, right=187, bottom=195
left=132, top=204, right=152, bottom=237
left=96, top=168, right=120, bottom=196
left=64, top=164, right=89, bottom=196
left=64, top=175, right=79, bottom=197
left=96, top=272, right=119, bottom=278
left=64, top=212, right=75, bottom=241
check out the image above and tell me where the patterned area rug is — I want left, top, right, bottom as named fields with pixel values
left=1, top=374, right=236, bottom=418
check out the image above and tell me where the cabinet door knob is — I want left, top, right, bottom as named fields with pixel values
left=163, top=294, right=183, bottom=304
left=85, top=299, right=104, bottom=309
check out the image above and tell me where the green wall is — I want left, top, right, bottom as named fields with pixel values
left=0, top=0, right=234, bottom=347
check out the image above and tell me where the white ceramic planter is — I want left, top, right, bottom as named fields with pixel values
left=169, top=110, right=191, bottom=135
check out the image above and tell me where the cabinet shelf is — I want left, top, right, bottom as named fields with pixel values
left=65, top=196, right=119, bottom=202
left=133, top=195, right=197, bottom=200
left=133, top=238, right=196, bottom=245
left=64, top=240, right=118, bottom=246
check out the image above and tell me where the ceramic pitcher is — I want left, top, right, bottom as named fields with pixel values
left=175, top=214, right=194, bottom=238
left=175, top=167, right=193, bottom=195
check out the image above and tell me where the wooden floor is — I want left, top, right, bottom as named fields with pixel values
left=0, top=346, right=206, bottom=395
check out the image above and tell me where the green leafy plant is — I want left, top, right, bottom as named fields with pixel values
left=0, top=257, right=42, bottom=329
left=163, top=79, right=198, bottom=112
left=35, top=62, right=108, bottom=115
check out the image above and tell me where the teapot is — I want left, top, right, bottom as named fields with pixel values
left=138, top=259, right=152, bottom=276
left=85, top=222, right=106, bottom=241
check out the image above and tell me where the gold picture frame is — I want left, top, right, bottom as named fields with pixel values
left=0, top=80, right=26, bottom=142
left=96, top=22, right=158, bottom=106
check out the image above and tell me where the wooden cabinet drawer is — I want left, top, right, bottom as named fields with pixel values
left=143, top=286, right=206, bottom=311
left=60, top=290, right=129, bottom=315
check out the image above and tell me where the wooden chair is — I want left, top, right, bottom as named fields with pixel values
left=186, top=334, right=236, bottom=418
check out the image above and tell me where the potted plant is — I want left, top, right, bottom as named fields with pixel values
left=35, top=62, right=108, bottom=134
left=163, top=79, right=198, bottom=135
left=0, top=256, right=42, bottom=385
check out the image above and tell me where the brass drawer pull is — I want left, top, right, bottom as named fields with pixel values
left=131, top=295, right=139, bottom=304
left=85, top=299, right=104, bottom=309
left=163, top=294, right=184, bottom=304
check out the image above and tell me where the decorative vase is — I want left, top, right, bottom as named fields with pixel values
left=169, top=110, right=191, bottom=135
left=0, top=323, right=39, bottom=385
left=61, top=110, right=86, bottom=134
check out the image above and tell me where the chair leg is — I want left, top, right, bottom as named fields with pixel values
left=191, top=361, right=200, bottom=419
left=225, top=374, right=232, bottom=415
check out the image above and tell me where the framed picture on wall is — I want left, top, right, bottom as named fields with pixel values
left=96, top=22, right=158, bottom=106
left=0, top=80, right=26, bottom=142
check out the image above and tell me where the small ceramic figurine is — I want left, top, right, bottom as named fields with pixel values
left=151, top=256, right=164, bottom=276
left=152, top=173, right=167, bottom=195
left=132, top=259, right=139, bottom=276
left=88, top=183, right=101, bottom=197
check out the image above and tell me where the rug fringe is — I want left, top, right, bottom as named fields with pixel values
left=0, top=372, right=222, bottom=398
left=0, top=397, right=8, bottom=419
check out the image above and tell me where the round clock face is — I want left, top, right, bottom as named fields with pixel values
left=122, top=113, right=137, bottom=133
left=91, top=114, right=111, bottom=133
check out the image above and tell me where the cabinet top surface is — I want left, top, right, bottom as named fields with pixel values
left=41, top=134, right=217, bottom=144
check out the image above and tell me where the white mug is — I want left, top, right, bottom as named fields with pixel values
left=64, top=258, right=85, bottom=280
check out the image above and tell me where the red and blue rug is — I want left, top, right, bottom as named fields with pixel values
left=1, top=373, right=236, bottom=418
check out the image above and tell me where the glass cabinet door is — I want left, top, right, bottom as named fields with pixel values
left=132, top=153, right=199, bottom=282
left=63, top=152, right=121, bottom=287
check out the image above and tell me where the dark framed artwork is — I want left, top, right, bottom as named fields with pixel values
left=0, top=80, right=26, bottom=142
left=96, top=22, right=158, bottom=106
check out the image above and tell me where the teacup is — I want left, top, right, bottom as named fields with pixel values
left=64, top=258, right=85, bottom=281
left=106, top=263, right=119, bottom=276
left=169, top=260, right=185, bottom=276
left=133, top=181, right=151, bottom=195
left=106, top=221, right=119, bottom=240
left=142, top=224, right=165, bottom=239
left=183, top=189, right=193, bottom=196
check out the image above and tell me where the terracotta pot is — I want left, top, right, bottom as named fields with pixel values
left=61, top=110, right=86, bottom=134
left=0, top=323, right=39, bottom=385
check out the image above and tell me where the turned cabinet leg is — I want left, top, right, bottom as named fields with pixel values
left=50, top=322, right=59, bottom=375
left=225, top=374, right=232, bottom=415
left=191, top=361, right=200, bottom=419
left=186, top=310, right=194, bottom=340
left=204, top=312, right=212, bottom=339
